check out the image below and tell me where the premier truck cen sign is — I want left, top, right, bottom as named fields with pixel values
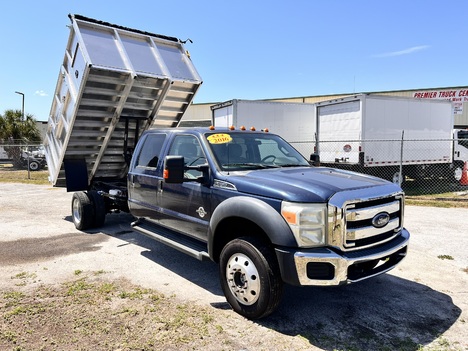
left=413, top=89, right=468, bottom=114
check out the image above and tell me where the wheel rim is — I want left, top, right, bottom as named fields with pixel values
left=225, top=253, right=261, bottom=306
left=454, top=167, right=463, bottom=181
left=29, top=162, right=39, bottom=170
left=392, top=172, right=402, bottom=184
left=72, top=198, right=82, bottom=224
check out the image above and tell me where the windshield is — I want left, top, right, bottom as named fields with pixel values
left=205, top=131, right=310, bottom=171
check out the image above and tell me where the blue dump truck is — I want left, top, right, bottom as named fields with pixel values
left=44, top=15, right=409, bottom=319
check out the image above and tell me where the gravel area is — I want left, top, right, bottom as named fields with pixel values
left=0, top=183, right=467, bottom=350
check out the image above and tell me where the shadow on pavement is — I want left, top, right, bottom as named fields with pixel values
left=86, top=213, right=461, bottom=351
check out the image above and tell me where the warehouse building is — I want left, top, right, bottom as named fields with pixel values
left=181, top=86, right=468, bottom=129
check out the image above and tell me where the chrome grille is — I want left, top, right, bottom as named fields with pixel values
left=328, top=187, right=404, bottom=252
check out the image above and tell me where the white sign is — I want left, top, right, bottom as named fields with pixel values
left=413, top=89, right=468, bottom=114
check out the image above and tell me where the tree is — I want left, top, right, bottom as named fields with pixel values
left=0, top=109, right=42, bottom=166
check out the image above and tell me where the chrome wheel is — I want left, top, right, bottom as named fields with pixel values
left=72, top=198, right=82, bottom=225
left=226, top=253, right=261, bottom=306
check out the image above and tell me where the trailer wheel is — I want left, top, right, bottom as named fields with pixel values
left=391, top=171, right=404, bottom=185
left=71, top=191, right=94, bottom=230
left=88, top=190, right=106, bottom=227
left=452, top=161, right=465, bottom=182
left=219, top=237, right=283, bottom=320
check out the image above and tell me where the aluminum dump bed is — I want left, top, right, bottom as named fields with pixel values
left=44, top=14, right=202, bottom=188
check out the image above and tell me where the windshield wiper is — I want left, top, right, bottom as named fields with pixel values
left=223, top=163, right=280, bottom=169
left=277, top=164, right=306, bottom=168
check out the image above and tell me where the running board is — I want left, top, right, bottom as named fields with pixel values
left=131, top=219, right=211, bottom=262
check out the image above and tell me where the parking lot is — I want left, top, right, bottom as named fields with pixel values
left=0, top=182, right=467, bottom=350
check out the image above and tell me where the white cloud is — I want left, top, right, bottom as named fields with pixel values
left=373, top=45, right=430, bottom=58
left=34, top=90, right=48, bottom=97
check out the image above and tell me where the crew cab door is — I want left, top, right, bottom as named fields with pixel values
left=127, top=132, right=167, bottom=218
left=159, top=134, right=211, bottom=241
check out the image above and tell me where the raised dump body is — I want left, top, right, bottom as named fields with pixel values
left=44, top=14, right=202, bottom=189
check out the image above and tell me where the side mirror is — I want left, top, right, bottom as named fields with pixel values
left=163, top=156, right=185, bottom=183
left=310, top=153, right=320, bottom=167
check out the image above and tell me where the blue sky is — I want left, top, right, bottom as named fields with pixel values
left=0, top=0, right=466, bottom=121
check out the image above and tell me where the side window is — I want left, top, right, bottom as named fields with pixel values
left=169, top=135, right=206, bottom=178
left=134, top=133, right=166, bottom=173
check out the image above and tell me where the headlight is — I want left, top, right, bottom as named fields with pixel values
left=281, top=202, right=327, bottom=247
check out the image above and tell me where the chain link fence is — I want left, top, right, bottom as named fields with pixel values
left=0, top=141, right=47, bottom=172
left=2, top=138, right=468, bottom=202
left=290, top=137, right=468, bottom=199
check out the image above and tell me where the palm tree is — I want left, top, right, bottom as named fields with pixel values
left=0, top=109, right=42, bottom=166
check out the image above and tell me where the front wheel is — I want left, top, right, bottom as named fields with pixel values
left=28, top=160, right=40, bottom=171
left=219, top=237, right=283, bottom=319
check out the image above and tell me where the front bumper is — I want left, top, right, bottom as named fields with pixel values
left=275, top=228, right=410, bottom=286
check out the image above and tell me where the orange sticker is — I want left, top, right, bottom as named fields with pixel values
left=207, top=133, right=232, bottom=144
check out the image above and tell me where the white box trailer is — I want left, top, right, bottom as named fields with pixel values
left=44, top=14, right=202, bottom=189
left=315, top=94, right=458, bottom=182
left=211, top=99, right=316, bottom=157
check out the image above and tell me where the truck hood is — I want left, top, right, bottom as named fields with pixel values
left=220, top=166, right=393, bottom=203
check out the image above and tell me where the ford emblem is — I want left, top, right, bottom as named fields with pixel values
left=372, top=212, right=390, bottom=228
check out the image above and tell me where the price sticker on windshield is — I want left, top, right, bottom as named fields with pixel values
left=207, top=133, right=232, bottom=144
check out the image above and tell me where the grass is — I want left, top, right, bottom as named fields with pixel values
left=0, top=271, right=235, bottom=351
left=0, top=167, right=49, bottom=185
left=437, top=255, right=454, bottom=261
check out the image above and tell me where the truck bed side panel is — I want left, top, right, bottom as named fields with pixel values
left=44, top=15, right=202, bottom=188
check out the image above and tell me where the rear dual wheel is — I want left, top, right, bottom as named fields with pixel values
left=71, top=191, right=106, bottom=230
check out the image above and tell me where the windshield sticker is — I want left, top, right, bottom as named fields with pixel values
left=207, top=133, right=232, bottom=144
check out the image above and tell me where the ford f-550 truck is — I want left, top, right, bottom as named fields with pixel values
left=44, top=15, right=409, bottom=319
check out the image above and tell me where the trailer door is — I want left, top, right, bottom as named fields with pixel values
left=317, top=100, right=361, bottom=164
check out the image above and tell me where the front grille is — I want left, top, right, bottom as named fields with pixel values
left=328, top=191, right=404, bottom=252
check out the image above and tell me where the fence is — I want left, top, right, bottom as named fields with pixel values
left=0, top=142, right=46, bottom=173
left=2, top=138, right=468, bottom=201
left=290, top=137, right=468, bottom=199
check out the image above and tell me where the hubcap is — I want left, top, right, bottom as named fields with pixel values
left=72, top=199, right=82, bottom=224
left=454, top=167, right=463, bottom=181
left=226, top=253, right=260, bottom=305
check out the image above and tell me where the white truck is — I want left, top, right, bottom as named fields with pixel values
left=211, top=99, right=317, bottom=158
left=314, top=94, right=465, bottom=183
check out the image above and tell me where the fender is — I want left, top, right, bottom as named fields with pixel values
left=207, top=196, right=297, bottom=258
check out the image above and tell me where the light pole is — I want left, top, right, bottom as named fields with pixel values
left=14, top=91, right=30, bottom=178
left=15, top=91, right=25, bottom=121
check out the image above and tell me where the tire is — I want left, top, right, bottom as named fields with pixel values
left=28, top=160, right=40, bottom=171
left=452, top=161, right=465, bottom=182
left=219, top=237, right=283, bottom=320
left=390, top=171, right=404, bottom=185
left=88, top=190, right=106, bottom=227
left=71, top=191, right=94, bottom=230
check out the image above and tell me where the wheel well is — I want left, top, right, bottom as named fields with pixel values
left=211, top=216, right=270, bottom=263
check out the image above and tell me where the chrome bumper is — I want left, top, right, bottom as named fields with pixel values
left=291, top=229, right=410, bottom=286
